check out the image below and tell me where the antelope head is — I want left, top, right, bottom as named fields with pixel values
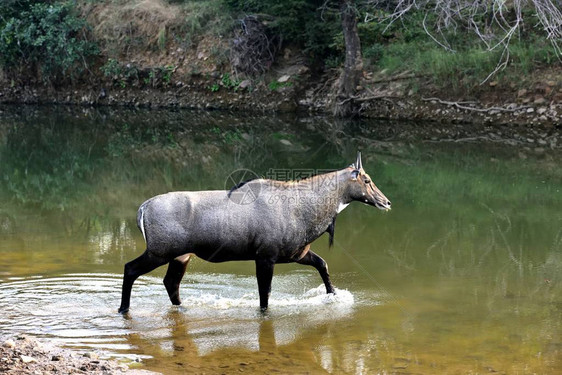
left=346, top=152, right=391, bottom=211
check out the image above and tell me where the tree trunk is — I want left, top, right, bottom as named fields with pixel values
left=334, top=0, right=363, bottom=118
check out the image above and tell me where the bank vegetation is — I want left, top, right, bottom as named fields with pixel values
left=1, top=0, right=562, bottom=121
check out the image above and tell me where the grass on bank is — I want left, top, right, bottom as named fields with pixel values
left=369, top=38, right=557, bottom=88
left=358, top=11, right=559, bottom=89
left=85, top=0, right=233, bottom=55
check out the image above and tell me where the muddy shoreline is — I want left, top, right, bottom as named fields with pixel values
left=1, top=335, right=158, bottom=375
left=2, top=74, right=562, bottom=128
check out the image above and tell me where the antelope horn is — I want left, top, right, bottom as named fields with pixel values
left=355, top=151, right=362, bottom=170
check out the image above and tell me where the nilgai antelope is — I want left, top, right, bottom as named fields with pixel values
left=119, top=152, right=391, bottom=313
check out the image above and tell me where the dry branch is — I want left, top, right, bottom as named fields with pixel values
left=230, top=15, right=280, bottom=76
left=369, top=0, right=562, bottom=80
left=422, top=97, right=531, bottom=112
left=338, top=93, right=399, bottom=106
left=366, top=72, right=428, bottom=83
left=355, top=93, right=400, bottom=102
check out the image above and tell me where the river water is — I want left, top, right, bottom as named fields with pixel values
left=0, top=106, right=560, bottom=374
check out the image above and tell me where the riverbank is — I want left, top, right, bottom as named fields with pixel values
left=1, top=1, right=562, bottom=126
left=2, top=69, right=562, bottom=128
left=1, top=335, right=157, bottom=375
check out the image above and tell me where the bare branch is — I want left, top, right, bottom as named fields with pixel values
left=230, top=15, right=280, bottom=76
left=422, top=97, right=531, bottom=112
left=375, top=0, right=562, bottom=81
left=422, top=13, right=456, bottom=52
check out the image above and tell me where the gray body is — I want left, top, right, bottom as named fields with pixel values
left=140, top=178, right=342, bottom=263
left=118, top=153, right=391, bottom=313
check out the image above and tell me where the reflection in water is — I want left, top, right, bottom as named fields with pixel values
left=0, top=272, right=360, bottom=373
left=89, top=220, right=136, bottom=263
left=0, top=105, right=561, bottom=373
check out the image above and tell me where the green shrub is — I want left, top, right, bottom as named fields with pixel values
left=363, top=44, right=384, bottom=61
left=100, top=58, right=121, bottom=78
left=324, top=55, right=342, bottom=69
left=221, top=72, right=240, bottom=89
left=162, top=65, right=175, bottom=84
left=0, top=0, right=46, bottom=18
left=0, top=1, right=98, bottom=83
left=268, top=80, right=292, bottom=91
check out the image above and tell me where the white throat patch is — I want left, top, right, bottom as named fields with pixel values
left=337, top=202, right=350, bottom=214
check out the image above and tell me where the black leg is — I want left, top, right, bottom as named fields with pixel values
left=255, top=258, right=275, bottom=311
left=297, top=250, right=335, bottom=294
left=119, top=251, right=168, bottom=313
left=163, top=254, right=191, bottom=305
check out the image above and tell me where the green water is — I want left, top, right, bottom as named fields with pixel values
left=0, top=106, right=561, bottom=374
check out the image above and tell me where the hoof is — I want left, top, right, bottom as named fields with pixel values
left=118, top=306, right=129, bottom=314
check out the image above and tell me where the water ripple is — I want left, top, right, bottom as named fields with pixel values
left=0, top=272, right=367, bottom=359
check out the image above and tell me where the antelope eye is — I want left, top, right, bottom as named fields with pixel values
left=364, top=179, right=370, bottom=184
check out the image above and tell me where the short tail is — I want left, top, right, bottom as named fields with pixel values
left=137, top=202, right=148, bottom=243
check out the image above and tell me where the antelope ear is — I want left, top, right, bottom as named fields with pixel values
left=351, top=169, right=360, bottom=180
left=356, top=151, right=362, bottom=170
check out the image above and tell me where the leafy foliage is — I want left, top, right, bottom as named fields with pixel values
left=0, top=1, right=98, bottom=83
left=100, top=58, right=175, bottom=88
left=221, top=73, right=241, bottom=89
left=0, top=0, right=47, bottom=18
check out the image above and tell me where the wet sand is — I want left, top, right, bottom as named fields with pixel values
left=1, top=335, right=158, bottom=375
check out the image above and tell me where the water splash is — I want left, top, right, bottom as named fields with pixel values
left=180, top=283, right=354, bottom=310
left=0, top=272, right=366, bottom=359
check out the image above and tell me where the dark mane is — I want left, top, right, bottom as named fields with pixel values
left=227, top=179, right=257, bottom=197
left=327, top=215, right=337, bottom=248
left=268, top=169, right=339, bottom=187
left=299, top=169, right=338, bottom=182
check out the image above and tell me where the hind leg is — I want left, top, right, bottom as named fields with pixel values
left=163, top=253, right=192, bottom=305
left=119, top=251, right=168, bottom=313
left=297, top=250, right=335, bottom=294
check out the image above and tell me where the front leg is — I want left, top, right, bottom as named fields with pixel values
left=255, top=258, right=275, bottom=311
left=297, top=250, right=335, bottom=294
